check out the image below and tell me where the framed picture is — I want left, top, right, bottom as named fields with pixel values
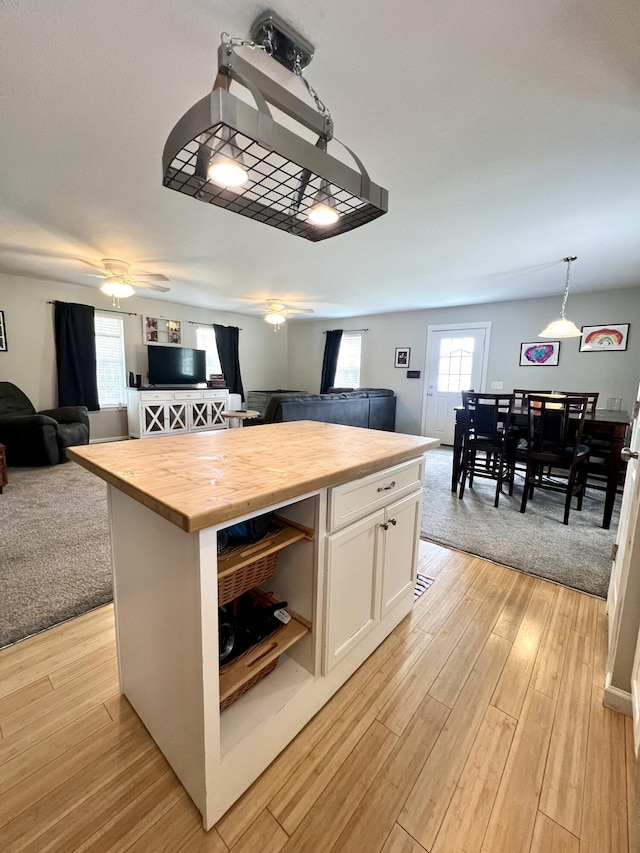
left=519, top=341, right=560, bottom=367
left=580, top=323, right=629, bottom=352
left=143, top=316, right=182, bottom=346
left=395, top=347, right=410, bottom=368
left=0, top=311, right=6, bottom=352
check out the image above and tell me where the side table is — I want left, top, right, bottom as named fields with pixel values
left=221, top=409, right=260, bottom=429
left=0, top=443, right=7, bottom=494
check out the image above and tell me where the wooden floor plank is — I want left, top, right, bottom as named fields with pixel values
left=398, top=633, right=511, bottom=850
left=431, top=705, right=517, bottom=853
left=381, top=824, right=428, bottom=853
left=125, top=791, right=201, bottom=853
left=428, top=584, right=510, bottom=708
left=332, top=694, right=449, bottom=853
left=0, top=676, right=53, bottom=721
left=491, top=587, right=555, bottom=719
left=493, top=572, right=536, bottom=642
left=280, top=720, right=397, bottom=852
left=230, top=809, right=288, bottom=853
left=378, top=595, right=482, bottom=735
left=530, top=812, right=580, bottom=853
left=592, top=599, right=609, bottom=687
left=530, top=586, right=577, bottom=700
left=580, top=686, right=629, bottom=853
left=625, top=717, right=638, bottom=853
left=539, top=631, right=593, bottom=836
left=480, top=688, right=556, bottom=853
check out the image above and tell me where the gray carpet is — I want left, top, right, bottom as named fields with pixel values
left=422, top=447, right=618, bottom=598
left=0, top=463, right=112, bottom=648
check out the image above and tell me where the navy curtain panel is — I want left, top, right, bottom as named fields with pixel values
left=54, top=302, right=100, bottom=410
left=214, top=324, right=245, bottom=400
left=320, top=329, right=343, bottom=393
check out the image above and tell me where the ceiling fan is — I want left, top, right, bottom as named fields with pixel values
left=261, top=299, right=314, bottom=330
left=80, top=258, right=171, bottom=304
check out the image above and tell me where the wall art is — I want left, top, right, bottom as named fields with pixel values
left=143, top=315, right=182, bottom=346
left=0, top=310, right=6, bottom=351
left=579, top=323, right=629, bottom=352
left=395, top=347, right=410, bottom=368
left=519, top=341, right=560, bottom=366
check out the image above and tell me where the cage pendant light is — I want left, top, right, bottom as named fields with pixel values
left=539, top=256, right=582, bottom=338
left=162, top=16, right=388, bottom=241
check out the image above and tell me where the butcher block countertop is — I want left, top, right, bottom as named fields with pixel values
left=68, top=421, right=439, bottom=533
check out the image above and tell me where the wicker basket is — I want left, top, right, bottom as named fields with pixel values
left=219, top=655, right=279, bottom=711
left=217, top=550, right=279, bottom=606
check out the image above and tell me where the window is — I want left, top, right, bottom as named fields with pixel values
left=94, top=312, right=126, bottom=408
left=436, top=336, right=475, bottom=393
left=196, top=326, right=222, bottom=378
left=334, top=331, right=362, bottom=389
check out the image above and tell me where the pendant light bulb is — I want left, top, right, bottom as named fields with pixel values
left=539, top=256, right=581, bottom=338
left=308, top=180, right=339, bottom=226
left=207, top=158, right=249, bottom=188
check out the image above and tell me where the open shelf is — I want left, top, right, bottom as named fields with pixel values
left=219, top=608, right=311, bottom=710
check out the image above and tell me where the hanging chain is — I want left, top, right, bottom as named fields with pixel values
left=293, top=53, right=331, bottom=121
left=560, top=256, right=576, bottom=318
left=220, top=30, right=331, bottom=122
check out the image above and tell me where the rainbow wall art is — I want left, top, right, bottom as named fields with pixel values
left=579, top=323, right=629, bottom=352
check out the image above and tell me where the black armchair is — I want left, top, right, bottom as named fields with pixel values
left=0, top=382, right=90, bottom=466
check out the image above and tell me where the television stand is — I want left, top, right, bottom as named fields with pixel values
left=126, top=388, right=229, bottom=438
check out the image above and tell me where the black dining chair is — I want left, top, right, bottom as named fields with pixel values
left=559, top=391, right=599, bottom=415
left=519, top=395, right=590, bottom=525
left=458, top=392, right=515, bottom=507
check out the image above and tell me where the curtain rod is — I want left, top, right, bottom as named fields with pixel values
left=323, top=328, right=369, bottom=333
left=187, top=320, right=243, bottom=330
left=48, top=301, right=138, bottom=317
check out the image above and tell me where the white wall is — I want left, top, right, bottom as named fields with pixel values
left=287, top=287, right=640, bottom=436
left=0, top=273, right=288, bottom=440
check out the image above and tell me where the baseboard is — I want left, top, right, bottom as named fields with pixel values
left=603, top=678, right=632, bottom=717
left=90, top=436, right=129, bottom=444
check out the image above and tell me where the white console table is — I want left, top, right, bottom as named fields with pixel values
left=126, top=388, right=229, bottom=438
left=69, top=423, right=438, bottom=829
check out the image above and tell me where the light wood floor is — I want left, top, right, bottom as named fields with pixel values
left=0, top=542, right=636, bottom=852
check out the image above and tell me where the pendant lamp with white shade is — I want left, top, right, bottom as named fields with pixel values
left=539, top=256, right=582, bottom=338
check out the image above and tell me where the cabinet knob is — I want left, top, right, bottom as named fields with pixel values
left=388, top=518, right=397, bottom=526
left=380, top=522, right=389, bottom=531
left=377, top=480, right=396, bottom=493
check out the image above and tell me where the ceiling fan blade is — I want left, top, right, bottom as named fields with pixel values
left=284, top=308, right=314, bottom=314
left=133, top=281, right=171, bottom=292
left=77, top=259, right=107, bottom=271
left=133, top=273, right=170, bottom=282
left=81, top=273, right=107, bottom=278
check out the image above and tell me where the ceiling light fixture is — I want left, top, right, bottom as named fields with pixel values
left=539, top=256, right=582, bottom=339
left=162, top=11, right=387, bottom=241
left=100, top=278, right=136, bottom=307
left=264, top=311, right=286, bottom=330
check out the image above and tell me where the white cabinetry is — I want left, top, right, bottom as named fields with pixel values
left=126, top=388, right=229, bottom=438
left=324, top=458, right=424, bottom=672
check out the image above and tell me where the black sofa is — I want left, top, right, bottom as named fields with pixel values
left=246, top=389, right=396, bottom=431
left=0, top=381, right=90, bottom=466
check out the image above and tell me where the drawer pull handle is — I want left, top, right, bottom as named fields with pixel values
left=380, top=522, right=389, bottom=530
left=377, top=480, right=396, bottom=493
left=389, top=518, right=397, bottom=526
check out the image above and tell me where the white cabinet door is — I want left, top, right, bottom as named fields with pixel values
left=324, top=509, right=384, bottom=672
left=380, top=491, right=422, bottom=618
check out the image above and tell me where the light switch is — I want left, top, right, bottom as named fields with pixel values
left=490, top=381, right=504, bottom=390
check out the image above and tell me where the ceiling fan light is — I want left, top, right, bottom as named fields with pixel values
left=539, top=317, right=582, bottom=338
left=100, top=279, right=135, bottom=299
left=265, top=312, right=286, bottom=326
left=207, top=157, right=249, bottom=188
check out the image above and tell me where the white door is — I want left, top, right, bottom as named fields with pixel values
left=603, top=382, right=640, bottom=733
left=422, top=324, right=490, bottom=444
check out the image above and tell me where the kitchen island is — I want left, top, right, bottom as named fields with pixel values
left=69, top=420, right=438, bottom=829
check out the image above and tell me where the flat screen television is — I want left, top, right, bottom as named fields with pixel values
left=147, top=345, right=207, bottom=386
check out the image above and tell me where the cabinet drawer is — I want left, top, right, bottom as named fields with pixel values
left=174, top=390, right=203, bottom=400
left=202, top=390, right=228, bottom=400
left=139, top=391, right=173, bottom=401
left=328, top=458, right=424, bottom=531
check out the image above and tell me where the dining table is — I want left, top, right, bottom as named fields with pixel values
left=451, top=404, right=631, bottom=529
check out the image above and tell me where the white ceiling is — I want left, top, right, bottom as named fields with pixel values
left=1, top=0, right=639, bottom=319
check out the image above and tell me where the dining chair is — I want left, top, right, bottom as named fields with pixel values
left=458, top=392, right=515, bottom=507
left=519, top=395, right=590, bottom=525
left=559, top=391, right=599, bottom=415
left=513, top=389, right=552, bottom=408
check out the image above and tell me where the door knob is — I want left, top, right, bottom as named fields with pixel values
left=621, top=447, right=639, bottom=462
